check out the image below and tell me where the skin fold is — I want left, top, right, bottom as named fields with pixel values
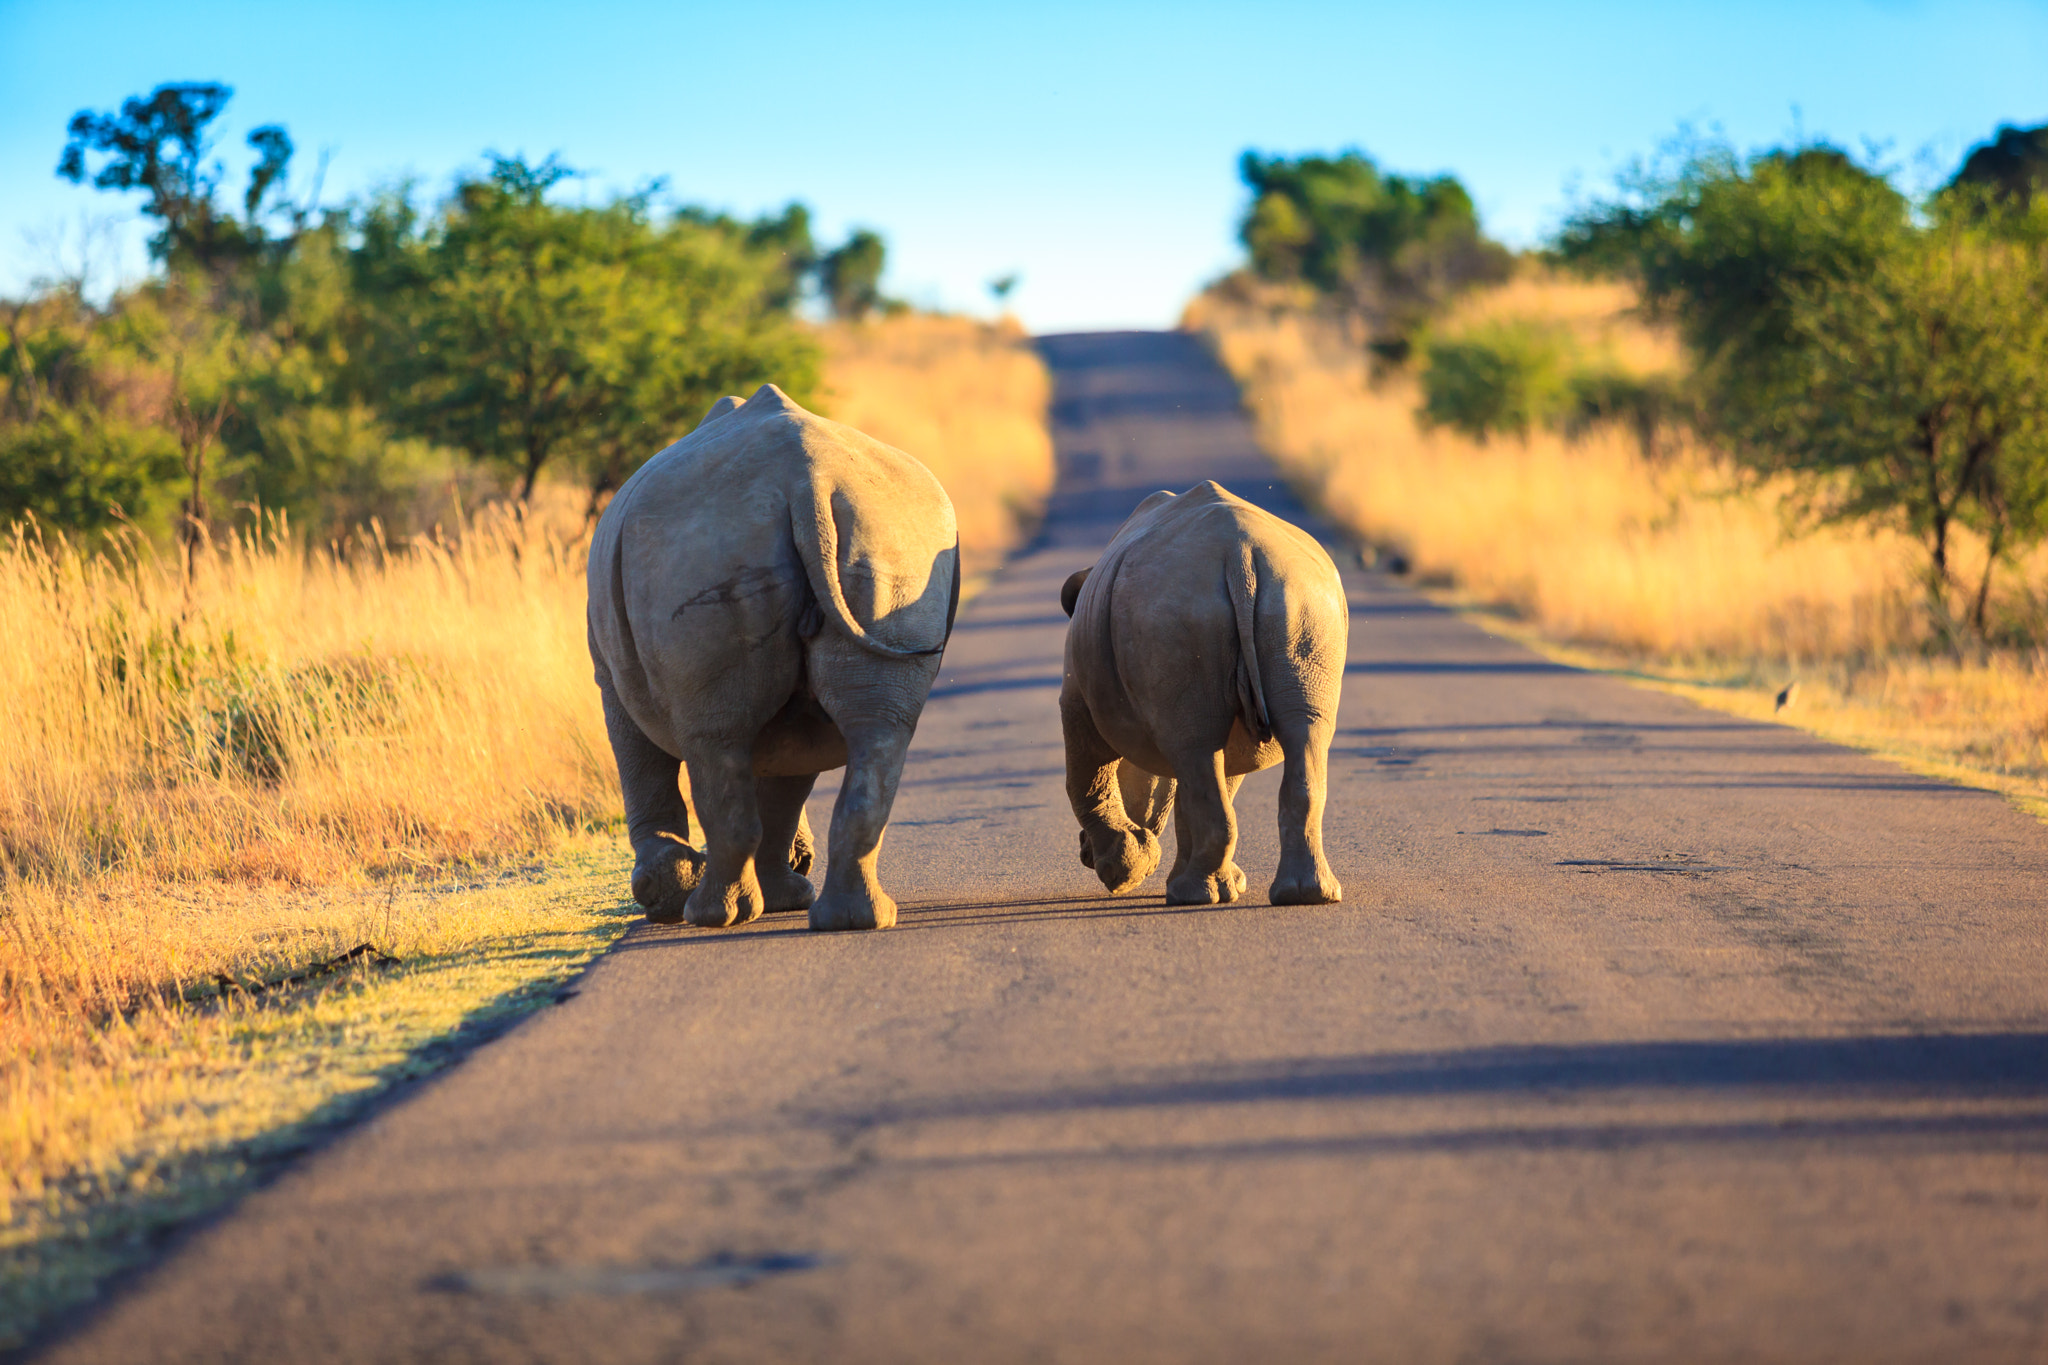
left=586, top=384, right=959, bottom=931
left=1060, top=481, right=1347, bottom=907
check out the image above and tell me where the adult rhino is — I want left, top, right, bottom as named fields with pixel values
left=1059, top=481, right=1346, bottom=906
left=588, top=383, right=959, bottom=931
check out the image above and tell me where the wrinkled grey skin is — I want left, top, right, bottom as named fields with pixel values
left=1060, top=481, right=1347, bottom=906
left=587, top=384, right=959, bottom=931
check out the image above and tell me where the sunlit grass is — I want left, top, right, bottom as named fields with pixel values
left=1185, top=272, right=2048, bottom=812
left=0, top=838, right=638, bottom=1348
left=0, top=312, right=1054, bottom=1343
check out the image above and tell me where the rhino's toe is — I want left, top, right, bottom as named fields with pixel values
left=643, top=895, right=689, bottom=925
left=634, top=845, right=704, bottom=923
left=1166, top=861, right=1246, bottom=906
left=763, top=868, right=817, bottom=914
left=809, top=886, right=897, bottom=932
left=1270, top=873, right=1343, bottom=905
left=1091, top=828, right=1161, bottom=894
left=682, top=872, right=764, bottom=929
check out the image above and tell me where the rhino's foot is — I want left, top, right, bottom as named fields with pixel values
left=1078, top=828, right=1095, bottom=870
left=762, top=867, right=817, bottom=914
left=810, top=883, right=897, bottom=932
left=634, top=844, right=705, bottom=924
left=683, top=871, right=765, bottom=929
left=1270, top=868, right=1343, bottom=905
left=1166, top=860, right=1247, bottom=906
left=1091, top=828, right=1162, bottom=895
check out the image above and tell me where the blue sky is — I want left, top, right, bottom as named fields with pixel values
left=3, top=0, right=2045, bottom=331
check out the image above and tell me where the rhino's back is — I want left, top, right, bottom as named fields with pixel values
left=1068, top=481, right=1344, bottom=770
left=602, top=384, right=953, bottom=581
left=1084, top=482, right=1338, bottom=638
left=1125, top=481, right=1331, bottom=574
left=588, top=385, right=958, bottom=727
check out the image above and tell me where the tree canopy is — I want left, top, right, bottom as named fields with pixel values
left=392, top=155, right=818, bottom=502
left=820, top=229, right=887, bottom=321
left=7, top=85, right=848, bottom=541
left=57, top=82, right=298, bottom=273
left=1947, top=122, right=2048, bottom=207
left=1238, top=149, right=1510, bottom=347
left=1559, top=138, right=2048, bottom=639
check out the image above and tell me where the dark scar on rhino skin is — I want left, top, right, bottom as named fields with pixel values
left=671, top=566, right=798, bottom=619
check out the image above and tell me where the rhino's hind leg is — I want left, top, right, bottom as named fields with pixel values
left=1270, top=716, right=1343, bottom=905
left=600, top=678, right=703, bottom=923
left=810, top=721, right=912, bottom=931
left=1061, top=695, right=1162, bottom=894
left=757, top=774, right=819, bottom=914
left=680, top=744, right=767, bottom=929
left=1165, top=753, right=1247, bottom=906
left=1075, top=759, right=1169, bottom=878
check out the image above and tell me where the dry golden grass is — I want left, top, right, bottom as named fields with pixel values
left=1435, top=269, right=1682, bottom=370
left=1184, top=270, right=2048, bottom=810
left=0, top=314, right=1054, bottom=1342
left=2, top=840, right=640, bottom=1348
left=0, top=505, right=615, bottom=1187
left=817, top=312, right=1055, bottom=578
left=1492, top=621, right=2048, bottom=821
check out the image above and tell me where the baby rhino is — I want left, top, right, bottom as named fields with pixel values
left=1059, top=481, right=1347, bottom=906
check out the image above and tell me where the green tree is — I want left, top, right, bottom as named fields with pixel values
left=1561, top=138, right=2048, bottom=639
left=741, top=203, right=816, bottom=309
left=57, top=82, right=297, bottom=274
left=1770, top=216, right=2048, bottom=636
left=1558, top=142, right=1910, bottom=446
left=0, top=290, right=186, bottom=535
left=25, top=91, right=825, bottom=540
left=1238, top=149, right=1510, bottom=348
left=819, top=229, right=887, bottom=320
left=1947, top=123, right=2048, bottom=208
left=395, top=156, right=819, bottom=504
left=1418, top=321, right=1576, bottom=442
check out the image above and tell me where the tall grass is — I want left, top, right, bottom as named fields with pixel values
left=0, top=503, right=614, bottom=1214
left=1185, top=271, right=2048, bottom=803
left=0, top=312, right=1055, bottom=1284
left=1187, top=274, right=1937, bottom=661
left=0, top=511, right=611, bottom=895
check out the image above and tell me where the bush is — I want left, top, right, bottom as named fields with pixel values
left=0, top=411, right=182, bottom=534
left=1418, top=321, right=1576, bottom=441
left=1561, top=136, right=2048, bottom=638
left=1238, top=149, right=1511, bottom=347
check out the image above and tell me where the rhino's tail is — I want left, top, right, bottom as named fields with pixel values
left=789, top=474, right=951, bottom=660
left=1226, top=541, right=1274, bottom=744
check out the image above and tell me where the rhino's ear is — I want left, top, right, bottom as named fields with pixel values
left=1060, top=567, right=1092, bottom=618
left=700, top=394, right=746, bottom=426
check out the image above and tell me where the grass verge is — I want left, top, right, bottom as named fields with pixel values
left=1, top=833, right=637, bottom=1350
left=1, top=311, right=1053, bottom=1344
left=1460, top=605, right=2048, bottom=823
left=1185, top=272, right=2048, bottom=823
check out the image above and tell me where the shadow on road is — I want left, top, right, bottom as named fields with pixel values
left=800, top=1033, right=2048, bottom=1161
left=881, top=1033, right=2048, bottom=1109
left=857, top=1110, right=2048, bottom=1170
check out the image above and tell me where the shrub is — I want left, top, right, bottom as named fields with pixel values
left=1418, top=321, right=1577, bottom=442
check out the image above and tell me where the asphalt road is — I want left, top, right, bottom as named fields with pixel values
left=33, top=332, right=2048, bottom=1364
